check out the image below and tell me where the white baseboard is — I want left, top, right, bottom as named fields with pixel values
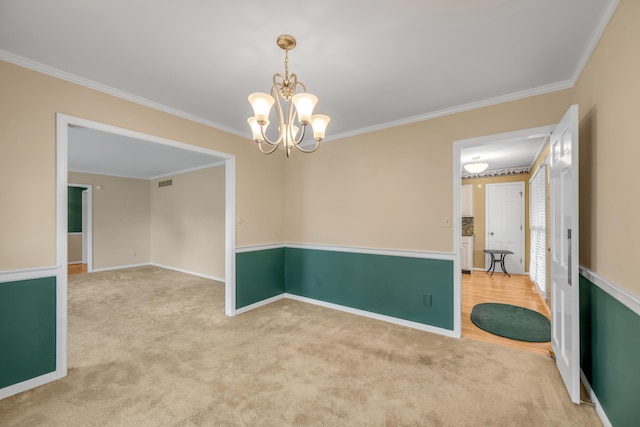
left=235, top=294, right=286, bottom=315
left=284, top=293, right=457, bottom=338
left=581, top=369, right=611, bottom=427
left=0, top=371, right=59, bottom=400
left=91, top=263, right=150, bottom=273
left=150, top=263, right=224, bottom=283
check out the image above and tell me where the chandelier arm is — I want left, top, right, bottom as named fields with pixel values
left=295, top=79, right=307, bottom=94
left=256, top=82, right=287, bottom=146
left=272, top=73, right=285, bottom=88
left=293, top=137, right=320, bottom=154
left=256, top=141, right=279, bottom=155
left=292, top=123, right=307, bottom=146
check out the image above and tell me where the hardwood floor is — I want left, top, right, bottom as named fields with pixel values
left=68, top=263, right=87, bottom=275
left=462, top=270, right=552, bottom=356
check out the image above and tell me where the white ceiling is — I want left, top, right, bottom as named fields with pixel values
left=461, top=136, right=546, bottom=174
left=68, top=126, right=224, bottom=179
left=0, top=1, right=617, bottom=175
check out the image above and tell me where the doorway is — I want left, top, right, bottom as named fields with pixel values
left=55, top=113, right=237, bottom=379
left=453, top=125, right=555, bottom=343
left=67, top=183, right=93, bottom=275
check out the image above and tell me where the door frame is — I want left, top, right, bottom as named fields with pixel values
left=484, top=182, right=525, bottom=275
left=452, top=125, right=555, bottom=339
left=56, top=113, right=237, bottom=380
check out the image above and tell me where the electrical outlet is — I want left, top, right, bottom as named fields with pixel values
left=315, top=275, right=322, bottom=287
left=423, top=294, right=432, bottom=306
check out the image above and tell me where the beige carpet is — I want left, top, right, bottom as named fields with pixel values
left=0, top=266, right=601, bottom=426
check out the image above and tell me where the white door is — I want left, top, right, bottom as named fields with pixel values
left=486, top=182, right=524, bottom=274
left=550, top=105, right=580, bottom=403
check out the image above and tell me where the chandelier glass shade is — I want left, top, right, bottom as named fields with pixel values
left=464, top=156, right=489, bottom=173
left=247, top=35, right=330, bottom=157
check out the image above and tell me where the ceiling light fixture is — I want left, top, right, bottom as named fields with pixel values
left=464, top=156, right=489, bottom=173
left=247, top=35, right=330, bottom=157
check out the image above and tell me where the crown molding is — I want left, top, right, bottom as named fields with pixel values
left=0, top=49, right=248, bottom=140
left=1, top=0, right=619, bottom=144
left=326, top=80, right=573, bottom=142
left=570, top=0, right=620, bottom=85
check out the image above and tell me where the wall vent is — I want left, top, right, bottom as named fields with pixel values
left=158, top=179, right=173, bottom=188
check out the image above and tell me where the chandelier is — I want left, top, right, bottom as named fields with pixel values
left=247, top=35, right=330, bottom=157
left=464, top=156, right=489, bottom=173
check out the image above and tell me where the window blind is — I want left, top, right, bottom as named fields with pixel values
left=529, top=164, right=546, bottom=296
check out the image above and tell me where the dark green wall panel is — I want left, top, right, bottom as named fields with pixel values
left=68, top=186, right=85, bottom=233
left=580, top=274, right=640, bottom=427
left=0, top=277, right=57, bottom=389
left=236, top=248, right=285, bottom=309
left=285, top=248, right=454, bottom=330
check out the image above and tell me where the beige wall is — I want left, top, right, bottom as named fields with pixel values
left=150, top=166, right=225, bottom=278
left=462, top=175, right=530, bottom=270
left=68, top=234, right=83, bottom=263
left=571, top=0, right=640, bottom=294
left=285, top=90, right=572, bottom=252
left=0, top=60, right=284, bottom=271
left=69, top=172, right=151, bottom=270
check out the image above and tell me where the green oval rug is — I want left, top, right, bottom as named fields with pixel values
left=470, top=303, right=551, bottom=342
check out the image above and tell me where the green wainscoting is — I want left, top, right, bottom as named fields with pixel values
left=580, top=274, right=640, bottom=426
left=68, top=186, right=85, bottom=233
left=236, top=248, right=285, bottom=309
left=0, top=277, right=57, bottom=389
left=285, top=248, right=454, bottom=330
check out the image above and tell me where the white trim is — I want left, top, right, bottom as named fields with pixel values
left=327, top=82, right=572, bottom=142
left=0, top=266, right=65, bottom=399
left=235, top=294, right=287, bottom=315
left=224, top=157, right=237, bottom=317
left=91, top=263, right=151, bottom=273
left=0, top=49, right=571, bottom=145
left=55, top=115, right=69, bottom=384
left=235, top=242, right=455, bottom=261
left=67, top=232, right=83, bottom=235
left=453, top=125, right=556, bottom=342
left=235, top=243, right=286, bottom=253
left=0, top=50, right=247, bottom=140
left=150, top=263, right=225, bottom=283
left=580, top=370, right=612, bottom=427
left=0, top=371, right=59, bottom=401
left=571, top=0, right=620, bottom=86
left=452, top=146, right=462, bottom=338
left=285, top=293, right=458, bottom=338
left=284, top=243, right=455, bottom=261
left=235, top=291, right=458, bottom=339
left=457, top=125, right=556, bottom=149
left=0, top=0, right=618, bottom=149
left=0, top=266, right=60, bottom=283
left=580, top=266, right=640, bottom=317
